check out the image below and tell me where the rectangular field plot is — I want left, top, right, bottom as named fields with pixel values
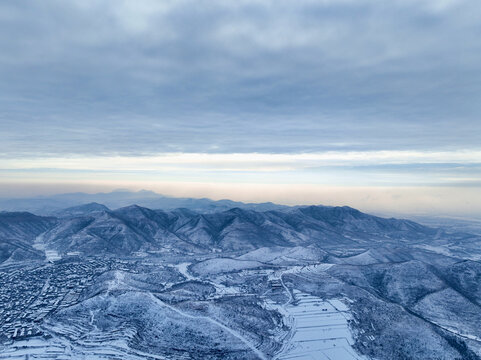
left=278, top=291, right=366, bottom=360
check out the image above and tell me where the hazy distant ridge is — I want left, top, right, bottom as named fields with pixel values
left=0, top=190, right=287, bottom=215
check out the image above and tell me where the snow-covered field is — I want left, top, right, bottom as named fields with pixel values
left=34, top=234, right=61, bottom=262
left=274, top=291, right=365, bottom=360
left=190, top=258, right=265, bottom=276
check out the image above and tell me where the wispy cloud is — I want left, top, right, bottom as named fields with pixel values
left=1, top=151, right=480, bottom=192
left=3, top=150, right=481, bottom=171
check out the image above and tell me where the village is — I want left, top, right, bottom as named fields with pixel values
left=0, top=258, right=119, bottom=343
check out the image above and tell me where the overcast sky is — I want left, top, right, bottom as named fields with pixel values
left=1, top=1, right=480, bottom=216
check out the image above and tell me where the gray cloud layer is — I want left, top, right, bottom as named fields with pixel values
left=1, top=0, right=481, bottom=156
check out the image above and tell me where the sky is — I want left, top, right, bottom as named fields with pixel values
left=0, top=0, right=480, bottom=216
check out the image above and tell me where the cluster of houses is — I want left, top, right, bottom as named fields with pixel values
left=0, top=258, right=115, bottom=342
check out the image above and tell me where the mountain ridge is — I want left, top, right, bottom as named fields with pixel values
left=1, top=203, right=476, bottom=260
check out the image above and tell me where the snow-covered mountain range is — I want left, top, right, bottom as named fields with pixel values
left=1, top=203, right=470, bottom=260
left=1, top=202, right=481, bottom=359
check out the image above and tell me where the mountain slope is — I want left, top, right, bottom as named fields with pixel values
left=56, top=202, right=110, bottom=218
left=0, top=212, right=56, bottom=241
left=0, top=212, right=55, bottom=263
